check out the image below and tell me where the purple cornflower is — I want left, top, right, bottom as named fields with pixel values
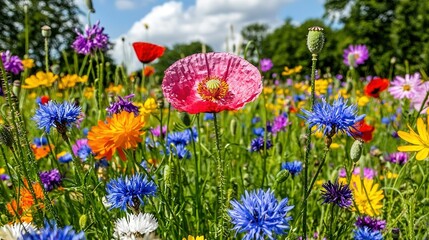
left=1, top=51, right=23, bottom=75
left=387, top=152, right=408, bottom=165
left=271, top=113, right=290, bottom=134
left=228, top=189, right=294, bottom=240
left=259, top=58, right=273, bottom=72
left=39, top=169, right=62, bottom=191
left=343, top=45, right=369, bottom=67
left=72, top=21, right=109, bottom=55
left=300, top=96, right=365, bottom=137
left=106, top=94, right=139, bottom=116
left=356, top=216, right=386, bottom=231
left=321, top=180, right=353, bottom=208
left=250, top=136, right=272, bottom=152
left=150, top=125, right=167, bottom=137
left=353, top=167, right=377, bottom=180
left=72, top=139, right=93, bottom=161
left=388, top=72, right=421, bottom=100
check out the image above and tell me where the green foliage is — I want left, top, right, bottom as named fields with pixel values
left=0, top=0, right=82, bottom=65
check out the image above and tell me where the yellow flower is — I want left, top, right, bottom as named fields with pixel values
left=380, top=172, right=398, bottom=180
left=330, top=142, right=340, bottom=149
left=22, top=72, right=58, bottom=89
left=21, top=58, right=35, bottom=69
left=141, top=98, right=158, bottom=115
left=263, top=87, right=273, bottom=95
left=183, top=236, right=204, bottom=240
left=59, top=74, right=88, bottom=89
left=0, top=167, right=5, bottom=174
left=357, top=96, right=370, bottom=107
left=397, top=116, right=429, bottom=160
left=84, top=87, right=95, bottom=99
left=105, top=84, right=123, bottom=94
left=346, top=175, right=384, bottom=216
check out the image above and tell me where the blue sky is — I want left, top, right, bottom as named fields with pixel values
left=75, top=0, right=327, bottom=71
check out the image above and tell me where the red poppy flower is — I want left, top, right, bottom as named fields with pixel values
left=353, top=120, right=375, bottom=142
left=162, top=52, right=262, bottom=114
left=132, top=42, right=165, bottom=64
left=40, top=95, right=50, bottom=105
left=364, top=77, right=389, bottom=98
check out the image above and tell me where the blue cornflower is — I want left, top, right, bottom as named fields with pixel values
left=321, top=180, right=353, bottom=208
left=33, top=136, right=48, bottom=147
left=106, top=94, right=139, bottom=116
left=204, top=113, right=214, bottom=121
left=250, top=137, right=272, bottom=152
left=21, top=220, right=85, bottom=240
left=281, top=161, right=303, bottom=176
left=252, top=127, right=265, bottom=137
left=167, top=128, right=197, bottom=146
left=58, top=152, right=73, bottom=163
left=166, top=144, right=191, bottom=159
left=32, top=101, right=81, bottom=134
left=106, top=174, right=157, bottom=211
left=300, top=96, right=365, bottom=137
left=353, top=226, right=383, bottom=240
left=228, top=189, right=294, bottom=240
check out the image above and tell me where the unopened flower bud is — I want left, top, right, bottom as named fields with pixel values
left=180, top=112, right=192, bottom=126
left=79, top=214, right=87, bottom=229
left=230, top=118, right=237, bottom=136
left=350, top=139, right=364, bottom=162
left=307, top=26, right=325, bottom=54
left=0, top=125, right=14, bottom=149
left=275, top=170, right=290, bottom=185
left=41, top=25, right=51, bottom=38
left=85, top=0, right=96, bottom=13
left=12, top=80, right=20, bottom=97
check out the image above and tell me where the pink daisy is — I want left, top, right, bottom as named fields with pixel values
left=343, top=44, right=369, bottom=67
left=388, top=72, right=421, bottom=100
left=411, top=81, right=429, bottom=113
left=162, top=52, right=262, bottom=114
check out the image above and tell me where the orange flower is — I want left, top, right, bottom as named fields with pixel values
left=87, top=111, right=145, bottom=160
left=143, top=66, right=155, bottom=77
left=7, top=181, right=44, bottom=222
left=31, top=144, right=55, bottom=160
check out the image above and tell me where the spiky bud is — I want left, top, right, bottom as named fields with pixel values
left=350, top=139, right=364, bottom=162
left=0, top=125, right=14, bottom=149
left=307, top=26, right=325, bottom=54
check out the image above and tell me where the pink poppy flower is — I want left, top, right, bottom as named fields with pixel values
left=162, top=52, right=262, bottom=114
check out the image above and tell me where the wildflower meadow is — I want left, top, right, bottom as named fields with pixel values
left=1, top=0, right=429, bottom=239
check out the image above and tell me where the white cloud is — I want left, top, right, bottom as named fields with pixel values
left=111, top=0, right=294, bottom=72
left=115, top=0, right=136, bottom=10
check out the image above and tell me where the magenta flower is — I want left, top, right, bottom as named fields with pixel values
left=72, top=21, right=109, bottom=55
left=388, top=72, right=421, bottom=100
left=260, top=58, right=273, bottom=72
left=343, top=45, right=369, bottom=67
left=151, top=125, right=167, bottom=137
left=162, top=52, right=262, bottom=114
left=1, top=51, right=23, bottom=75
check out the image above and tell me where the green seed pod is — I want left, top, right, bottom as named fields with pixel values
left=79, top=214, right=87, bottom=229
left=12, top=80, right=20, bottom=97
left=41, top=25, right=51, bottom=38
left=164, top=164, right=172, bottom=188
left=275, top=170, right=290, bottom=185
left=307, top=26, right=325, bottom=54
left=350, top=139, right=364, bottom=162
left=0, top=125, right=14, bottom=149
left=85, top=0, right=96, bottom=13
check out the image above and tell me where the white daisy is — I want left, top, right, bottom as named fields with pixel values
left=114, top=213, right=158, bottom=240
left=0, top=222, right=36, bottom=240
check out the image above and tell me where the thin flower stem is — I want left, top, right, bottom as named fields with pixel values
left=44, top=37, right=49, bottom=73
left=213, top=112, right=226, bottom=239
left=305, top=147, right=330, bottom=199
left=190, top=118, right=200, bottom=233
left=302, top=53, right=318, bottom=239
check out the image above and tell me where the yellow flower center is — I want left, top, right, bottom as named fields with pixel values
left=197, top=77, right=229, bottom=102
left=403, top=84, right=411, bottom=91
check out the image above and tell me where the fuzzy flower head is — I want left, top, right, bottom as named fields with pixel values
left=162, top=52, right=262, bottom=114
left=321, top=180, right=353, bottom=208
left=114, top=213, right=158, bottom=239
left=260, top=58, right=274, bottom=72
left=343, top=45, right=369, bottom=67
left=281, top=161, right=303, bottom=176
left=21, top=220, right=85, bottom=240
left=228, top=189, right=294, bottom=240
left=39, top=169, right=62, bottom=191
left=353, top=226, right=383, bottom=240
left=72, top=21, right=109, bottom=55
left=388, top=72, right=421, bottom=100
left=1, top=51, right=23, bottom=75
left=106, top=174, right=157, bottom=211
left=301, top=96, right=365, bottom=137
left=106, top=94, right=140, bottom=116
left=32, top=101, right=81, bottom=134
left=87, top=111, right=145, bottom=160
left=397, top=115, right=429, bottom=161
